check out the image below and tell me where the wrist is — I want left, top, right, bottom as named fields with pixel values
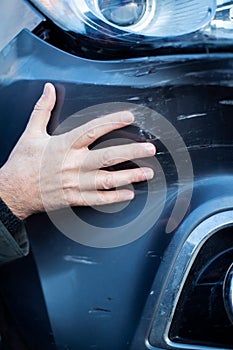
left=0, top=166, right=30, bottom=220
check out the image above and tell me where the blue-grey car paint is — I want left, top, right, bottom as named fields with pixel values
left=0, top=5, right=233, bottom=350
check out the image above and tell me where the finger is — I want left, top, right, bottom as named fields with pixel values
left=48, top=83, right=65, bottom=132
left=71, top=167, right=154, bottom=191
left=79, top=142, right=156, bottom=170
left=26, top=83, right=56, bottom=134
left=62, top=163, right=154, bottom=191
left=95, top=167, right=154, bottom=189
left=67, top=189, right=135, bottom=207
left=67, top=111, right=134, bottom=148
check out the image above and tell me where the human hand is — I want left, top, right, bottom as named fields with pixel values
left=0, top=83, right=155, bottom=220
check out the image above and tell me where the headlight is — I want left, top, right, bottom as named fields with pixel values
left=30, top=0, right=216, bottom=39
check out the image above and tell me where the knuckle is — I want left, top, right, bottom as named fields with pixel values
left=96, top=190, right=116, bottom=205
left=96, top=191, right=107, bottom=205
left=34, top=101, right=48, bottom=113
left=34, top=94, right=53, bottom=113
left=135, top=168, right=147, bottom=182
left=83, top=121, right=96, bottom=141
left=34, top=96, right=45, bottom=110
left=130, top=169, right=148, bottom=183
left=65, top=189, right=83, bottom=207
left=128, top=172, right=139, bottom=184
left=92, top=190, right=121, bottom=206
left=101, top=172, right=114, bottom=190
left=62, top=177, right=75, bottom=191
left=110, top=191, right=120, bottom=203
left=101, top=150, right=113, bottom=167
left=63, top=189, right=74, bottom=206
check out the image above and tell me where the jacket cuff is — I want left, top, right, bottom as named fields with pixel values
left=0, top=221, right=29, bottom=264
left=0, top=198, right=29, bottom=264
left=0, top=198, right=23, bottom=237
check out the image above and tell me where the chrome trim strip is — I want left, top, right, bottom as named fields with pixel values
left=223, top=262, right=233, bottom=324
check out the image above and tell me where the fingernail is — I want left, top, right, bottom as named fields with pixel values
left=143, top=169, right=154, bottom=180
left=43, top=83, right=50, bottom=97
left=121, top=112, right=134, bottom=123
left=144, top=143, right=155, bottom=155
left=124, top=191, right=135, bottom=200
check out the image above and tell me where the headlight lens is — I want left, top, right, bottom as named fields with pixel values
left=30, top=0, right=216, bottom=39
left=98, top=0, right=147, bottom=27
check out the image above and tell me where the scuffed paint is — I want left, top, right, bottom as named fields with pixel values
left=177, top=113, right=207, bottom=121
left=64, top=255, right=99, bottom=265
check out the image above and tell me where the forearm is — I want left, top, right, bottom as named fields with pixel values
left=0, top=165, right=32, bottom=220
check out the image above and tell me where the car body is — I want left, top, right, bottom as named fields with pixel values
left=0, top=1, right=233, bottom=349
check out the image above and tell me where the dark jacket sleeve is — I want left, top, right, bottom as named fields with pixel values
left=0, top=220, right=29, bottom=264
left=0, top=198, right=29, bottom=264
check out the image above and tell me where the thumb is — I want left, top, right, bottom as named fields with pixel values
left=26, top=83, right=56, bottom=134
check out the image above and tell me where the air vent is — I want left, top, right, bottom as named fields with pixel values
left=169, top=226, right=233, bottom=348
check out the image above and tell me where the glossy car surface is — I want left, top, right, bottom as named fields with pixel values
left=0, top=1, right=233, bottom=349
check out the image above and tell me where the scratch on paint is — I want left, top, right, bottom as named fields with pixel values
left=127, top=96, right=140, bottom=101
left=88, top=307, right=111, bottom=316
left=186, top=144, right=233, bottom=151
left=177, top=113, right=207, bottom=121
left=64, top=255, right=98, bottom=265
left=156, top=151, right=167, bottom=155
left=219, top=100, right=233, bottom=105
left=147, top=251, right=159, bottom=258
